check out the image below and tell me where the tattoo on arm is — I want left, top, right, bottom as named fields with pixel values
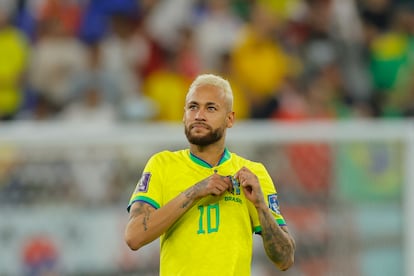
left=130, top=202, right=153, bottom=231
left=182, top=180, right=206, bottom=208
left=181, top=194, right=192, bottom=209
left=183, top=187, right=196, bottom=208
left=259, top=208, right=293, bottom=264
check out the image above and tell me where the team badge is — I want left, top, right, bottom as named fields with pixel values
left=268, top=194, right=281, bottom=214
left=136, top=172, right=151, bottom=193
left=229, top=176, right=240, bottom=195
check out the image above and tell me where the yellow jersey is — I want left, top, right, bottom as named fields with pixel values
left=128, top=148, right=286, bottom=276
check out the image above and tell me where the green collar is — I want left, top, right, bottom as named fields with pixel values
left=189, top=148, right=231, bottom=168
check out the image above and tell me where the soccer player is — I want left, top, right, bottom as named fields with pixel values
left=124, top=74, right=295, bottom=275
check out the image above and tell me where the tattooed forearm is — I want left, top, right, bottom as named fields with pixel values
left=130, top=202, right=153, bottom=231
left=182, top=186, right=196, bottom=208
left=182, top=180, right=207, bottom=208
left=181, top=195, right=192, bottom=208
left=258, top=207, right=295, bottom=270
left=183, top=185, right=198, bottom=199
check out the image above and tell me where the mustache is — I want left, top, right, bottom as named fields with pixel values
left=190, top=122, right=211, bottom=130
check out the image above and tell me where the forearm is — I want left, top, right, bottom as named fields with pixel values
left=125, top=186, right=200, bottom=250
left=256, top=204, right=295, bottom=271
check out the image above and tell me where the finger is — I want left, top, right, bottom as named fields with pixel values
left=212, top=186, right=225, bottom=196
left=224, top=177, right=233, bottom=189
left=217, top=175, right=232, bottom=189
left=239, top=179, right=249, bottom=187
left=212, top=190, right=219, bottom=196
left=234, top=167, right=244, bottom=178
left=227, top=176, right=236, bottom=191
left=241, top=166, right=251, bottom=173
left=238, top=173, right=247, bottom=184
left=218, top=182, right=231, bottom=193
left=242, top=184, right=253, bottom=194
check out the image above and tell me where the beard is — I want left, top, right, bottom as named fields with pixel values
left=184, top=123, right=224, bottom=146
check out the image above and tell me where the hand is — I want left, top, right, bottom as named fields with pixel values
left=192, top=172, right=232, bottom=198
left=234, top=167, right=265, bottom=207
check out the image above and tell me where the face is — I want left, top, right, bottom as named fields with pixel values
left=183, top=84, right=234, bottom=146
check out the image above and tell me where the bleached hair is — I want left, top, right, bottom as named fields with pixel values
left=186, top=74, right=233, bottom=110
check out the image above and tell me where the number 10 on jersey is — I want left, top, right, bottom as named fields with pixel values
left=197, top=203, right=220, bottom=234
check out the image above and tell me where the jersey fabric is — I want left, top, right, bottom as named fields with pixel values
left=127, top=148, right=286, bottom=276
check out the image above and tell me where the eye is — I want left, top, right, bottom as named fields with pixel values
left=188, top=104, right=198, bottom=110
left=207, top=106, right=217, bottom=111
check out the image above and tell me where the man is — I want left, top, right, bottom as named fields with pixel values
left=124, top=74, right=295, bottom=275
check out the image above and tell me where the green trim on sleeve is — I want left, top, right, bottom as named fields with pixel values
left=253, top=225, right=262, bottom=234
left=129, top=195, right=160, bottom=209
left=277, top=218, right=287, bottom=226
left=253, top=218, right=287, bottom=234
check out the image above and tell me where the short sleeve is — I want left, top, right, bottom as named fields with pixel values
left=127, top=154, right=164, bottom=212
left=249, top=163, right=286, bottom=233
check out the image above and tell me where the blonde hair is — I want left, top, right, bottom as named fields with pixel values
left=186, top=74, right=233, bottom=110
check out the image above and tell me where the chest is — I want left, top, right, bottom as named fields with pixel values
left=160, top=162, right=241, bottom=203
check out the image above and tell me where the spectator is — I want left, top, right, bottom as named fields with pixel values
left=145, top=0, right=197, bottom=50
left=99, top=13, right=158, bottom=121
left=230, top=1, right=294, bottom=118
left=215, top=52, right=250, bottom=120
left=1, top=0, right=413, bottom=121
left=174, top=26, right=202, bottom=81
left=194, top=0, right=243, bottom=71
left=12, top=0, right=37, bottom=41
left=61, top=84, right=117, bottom=122
left=28, top=18, right=87, bottom=115
left=142, top=49, right=190, bottom=121
left=37, top=0, right=82, bottom=36
left=368, top=4, right=414, bottom=116
left=17, top=94, right=57, bottom=121
left=0, top=4, right=29, bottom=120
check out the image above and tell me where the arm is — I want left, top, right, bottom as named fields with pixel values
left=235, top=167, right=295, bottom=271
left=124, top=173, right=232, bottom=250
left=256, top=203, right=296, bottom=271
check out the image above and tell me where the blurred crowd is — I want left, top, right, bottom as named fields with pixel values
left=1, top=0, right=414, bottom=122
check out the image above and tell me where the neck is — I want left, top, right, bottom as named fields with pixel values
left=189, top=142, right=226, bottom=167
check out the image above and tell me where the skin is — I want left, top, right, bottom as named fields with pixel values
left=124, top=83, right=295, bottom=271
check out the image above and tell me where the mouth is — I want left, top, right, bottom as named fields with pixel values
left=191, top=123, right=210, bottom=130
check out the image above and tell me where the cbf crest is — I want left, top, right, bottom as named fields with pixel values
left=229, top=176, right=240, bottom=195
left=268, top=194, right=281, bottom=214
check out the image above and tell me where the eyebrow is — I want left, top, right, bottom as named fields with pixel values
left=187, top=101, right=219, bottom=107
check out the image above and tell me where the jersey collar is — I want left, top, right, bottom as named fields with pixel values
left=189, top=148, right=231, bottom=168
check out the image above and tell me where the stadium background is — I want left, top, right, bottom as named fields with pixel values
left=0, top=0, right=414, bottom=275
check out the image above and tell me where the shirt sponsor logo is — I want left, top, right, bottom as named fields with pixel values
left=268, top=194, right=281, bottom=214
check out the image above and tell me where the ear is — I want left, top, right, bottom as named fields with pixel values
left=226, top=111, right=235, bottom=128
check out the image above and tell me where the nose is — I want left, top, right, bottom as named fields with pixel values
left=195, top=108, right=206, bottom=120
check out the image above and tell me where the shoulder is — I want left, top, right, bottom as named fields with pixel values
left=148, top=149, right=187, bottom=164
left=230, top=152, right=267, bottom=172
